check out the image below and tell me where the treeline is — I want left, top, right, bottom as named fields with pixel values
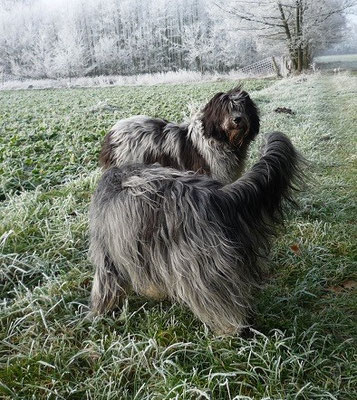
left=0, top=0, right=259, bottom=79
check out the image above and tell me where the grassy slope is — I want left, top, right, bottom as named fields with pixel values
left=0, top=74, right=356, bottom=399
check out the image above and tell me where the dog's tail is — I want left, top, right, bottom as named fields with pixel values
left=221, top=132, right=304, bottom=252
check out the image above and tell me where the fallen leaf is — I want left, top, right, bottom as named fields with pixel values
left=290, top=244, right=300, bottom=253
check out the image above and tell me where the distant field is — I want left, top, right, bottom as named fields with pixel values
left=315, top=54, right=357, bottom=62
left=0, top=74, right=356, bottom=399
left=315, top=54, right=357, bottom=71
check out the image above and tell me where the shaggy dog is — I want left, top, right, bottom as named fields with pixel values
left=89, top=132, right=303, bottom=334
left=99, top=87, right=260, bottom=184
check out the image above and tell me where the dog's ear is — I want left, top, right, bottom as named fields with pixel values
left=202, top=92, right=227, bottom=139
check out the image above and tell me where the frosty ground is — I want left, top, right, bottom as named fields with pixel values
left=0, top=73, right=356, bottom=399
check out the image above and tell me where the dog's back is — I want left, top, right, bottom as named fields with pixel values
left=100, top=115, right=213, bottom=173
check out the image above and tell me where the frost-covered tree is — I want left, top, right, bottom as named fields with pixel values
left=332, top=16, right=357, bottom=54
left=0, top=0, right=352, bottom=78
left=214, top=0, right=355, bottom=72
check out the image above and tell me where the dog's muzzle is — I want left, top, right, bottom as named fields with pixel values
left=229, top=115, right=250, bottom=146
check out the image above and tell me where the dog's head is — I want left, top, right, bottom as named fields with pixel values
left=201, top=86, right=260, bottom=148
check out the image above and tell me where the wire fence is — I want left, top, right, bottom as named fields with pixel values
left=238, top=56, right=291, bottom=77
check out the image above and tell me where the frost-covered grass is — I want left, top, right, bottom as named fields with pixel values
left=0, top=74, right=356, bottom=399
left=0, top=69, right=263, bottom=91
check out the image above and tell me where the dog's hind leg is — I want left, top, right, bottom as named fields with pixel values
left=90, top=245, right=130, bottom=314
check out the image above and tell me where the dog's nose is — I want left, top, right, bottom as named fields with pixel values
left=234, top=116, right=242, bottom=124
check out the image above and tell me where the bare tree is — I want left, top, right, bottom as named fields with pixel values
left=214, top=0, right=355, bottom=72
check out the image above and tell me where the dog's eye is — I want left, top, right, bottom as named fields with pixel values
left=234, top=117, right=242, bottom=124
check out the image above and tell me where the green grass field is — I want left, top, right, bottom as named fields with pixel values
left=0, top=74, right=356, bottom=399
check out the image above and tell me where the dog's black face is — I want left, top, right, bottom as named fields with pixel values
left=201, top=87, right=260, bottom=148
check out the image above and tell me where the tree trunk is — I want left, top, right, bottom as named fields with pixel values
left=296, top=1, right=302, bottom=73
left=271, top=56, right=282, bottom=77
left=302, top=44, right=310, bottom=69
left=278, top=2, right=298, bottom=72
left=297, top=46, right=302, bottom=72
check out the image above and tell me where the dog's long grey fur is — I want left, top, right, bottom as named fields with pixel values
left=89, top=132, right=303, bottom=334
left=99, top=87, right=260, bottom=184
